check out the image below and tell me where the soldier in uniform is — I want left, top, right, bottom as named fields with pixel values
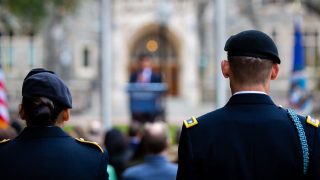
left=0, top=68, right=108, bottom=180
left=177, top=30, right=320, bottom=180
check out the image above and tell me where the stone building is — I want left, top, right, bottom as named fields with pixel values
left=1, top=0, right=320, bottom=123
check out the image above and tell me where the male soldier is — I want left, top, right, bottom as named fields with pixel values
left=177, top=30, right=320, bottom=180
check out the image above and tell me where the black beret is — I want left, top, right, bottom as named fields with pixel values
left=22, top=68, right=72, bottom=108
left=224, top=30, right=281, bottom=64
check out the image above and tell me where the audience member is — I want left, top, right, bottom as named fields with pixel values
left=122, top=122, right=178, bottom=180
left=105, top=128, right=131, bottom=180
left=127, top=121, right=142, bottom=155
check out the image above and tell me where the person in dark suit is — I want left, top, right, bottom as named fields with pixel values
left=0, top=68, right=108, bottom=180
left=177, top=30, right=320, bottom=180
left=129, top=53, right=162, bottom=84
left=129, top=53, right=164, bottom=123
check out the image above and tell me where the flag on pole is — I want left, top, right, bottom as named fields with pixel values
left=0, top=68, right=9, bottom=129
left=288, top=18, right=312, bottom=114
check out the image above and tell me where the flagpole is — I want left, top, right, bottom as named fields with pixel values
left=100, top=0, right=112, bottom=130
left=214, top=0, right=227, bottom=108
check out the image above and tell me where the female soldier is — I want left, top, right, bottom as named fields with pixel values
left=0, top=68, right=108, bottom=180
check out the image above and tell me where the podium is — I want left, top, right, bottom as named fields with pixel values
left=127, top=83, right=167, bottom=122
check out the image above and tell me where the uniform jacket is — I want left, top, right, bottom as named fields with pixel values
left=177, top=93, right=320, bottom=180
left=0, top=126, right=108, bottom=180
left=122, top=154, right=177, bottom=180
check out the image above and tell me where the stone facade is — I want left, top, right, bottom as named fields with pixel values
left=1, top=0, right=320, bottom=120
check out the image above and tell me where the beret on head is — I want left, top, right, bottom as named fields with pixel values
left=224, top=30, right=281, bottom=64
left=22, top=68, right=72, bottom=108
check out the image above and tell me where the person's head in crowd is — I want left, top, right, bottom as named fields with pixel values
left=138, top=53, right=153, bottom=70
left=19, top=68, right=72, bottom=127
left=104, top=128, right=128, bottom=156
left=128, top=121, right=142, bottom=138
left=222, top=30, right=280, bottom=94
left=0, top=126, right=17, bottom=141
left=142, top=121, right=169, bottom=155
left=104, top=128, right=130, bottom=180
left=127, top=121, right=143, bottom=153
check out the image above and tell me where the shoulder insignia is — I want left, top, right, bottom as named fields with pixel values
left=75, top=138, right=104, bottom=153
left=306, top=115, right=319, bottom=128
left=183, top=116, right=198, bottom=128
left=0, top=139, right=10, bottom=144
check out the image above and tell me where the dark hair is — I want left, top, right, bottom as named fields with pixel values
left=138, top=53, right=151, bottom=61
left=21, top=97, right=65, bottom=126
left=128, top=121, right=142, bottom=137
left=104, top=128, right=128, bottom=155
left=228, top=56, right=273, bottom=85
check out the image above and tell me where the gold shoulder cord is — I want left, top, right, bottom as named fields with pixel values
left=76, top=138, right=104, bottom=153
left=0, top=139, right=10, bottom=144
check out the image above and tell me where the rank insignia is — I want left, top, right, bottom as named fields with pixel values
left=184, top=116, right=198, bottom=128
left=306, top=115, right=319, bottom=128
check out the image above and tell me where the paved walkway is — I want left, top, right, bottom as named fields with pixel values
left=69, top=92, right=290, bottom=128
left=69, top=96, right=215, bottom=127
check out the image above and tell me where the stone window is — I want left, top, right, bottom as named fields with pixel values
left=83, top=47, right=90, bottom=67
left=303, top=30, right=319, bottom=67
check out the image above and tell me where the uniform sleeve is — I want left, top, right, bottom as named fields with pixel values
left=308, top=127, right=320, bottom=180
left=176, top=125, right=199, bottom=180
left=98, top=151, right=109, bottom=180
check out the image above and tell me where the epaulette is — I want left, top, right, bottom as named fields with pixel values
left=183, top=116, right=198, bottom=128
left=0, top=139, right=10, bottom=144
left=306, top=115, right=319, bottom=128
left=75, top=138, right=104, bottom=153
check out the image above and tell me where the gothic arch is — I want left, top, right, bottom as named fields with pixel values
left=128, top=23, right=182, bottom=96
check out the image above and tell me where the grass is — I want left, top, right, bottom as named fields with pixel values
left=114, top=124, right=180, bottom=145
left=63, top=123, right=181, bottom=145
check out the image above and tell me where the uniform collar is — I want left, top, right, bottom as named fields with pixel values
left=16, top=126, right=70, bottom=139
left=226, top=93, right=275, bottom=106
left=233, top=91, right=267, bottom=95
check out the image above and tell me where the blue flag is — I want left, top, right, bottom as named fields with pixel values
left=293, top=21, right=305, bottom=72
left=289, top=19, right=312, bottom=113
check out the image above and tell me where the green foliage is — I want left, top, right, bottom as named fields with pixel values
left=1, top=0, right=46, bottom=31
left=0, top=0, right=78, bottom=33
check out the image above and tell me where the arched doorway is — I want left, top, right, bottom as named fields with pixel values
left=129, top=24, right=180, bottom=96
